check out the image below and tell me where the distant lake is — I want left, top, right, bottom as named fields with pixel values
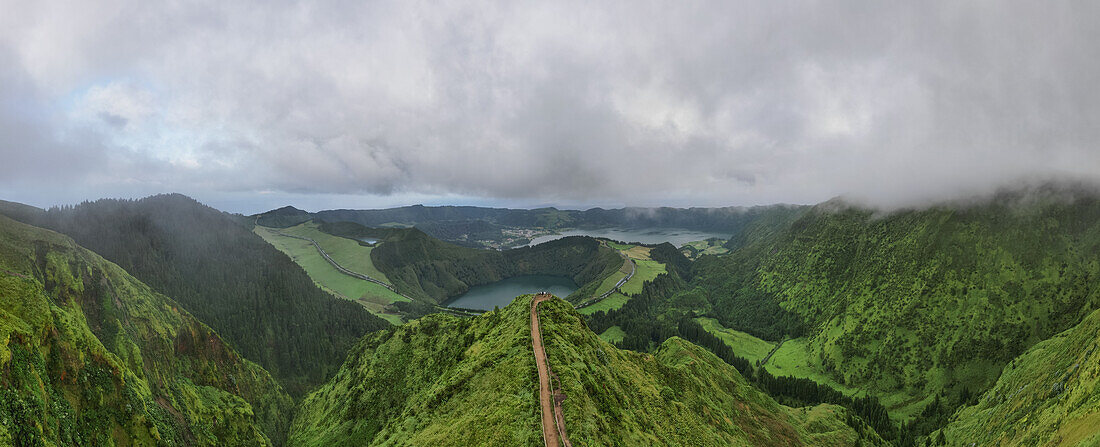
left=527, top=228, right=730, bottom=247
left=358, top=237, right=378, bottom=244
left=445, top=275, right=578, bottom=310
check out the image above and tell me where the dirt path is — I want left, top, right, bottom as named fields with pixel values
left=760, top=337, right=787, bottom=366
left=532, top=293, right=572, bottom=447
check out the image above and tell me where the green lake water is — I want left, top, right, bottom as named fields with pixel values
left=445, top=275, right=578, bottom=310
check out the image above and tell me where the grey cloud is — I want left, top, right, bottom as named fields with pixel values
left=2, top=1, right=1100, bottom=211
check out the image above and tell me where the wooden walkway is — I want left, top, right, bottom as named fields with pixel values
left=532, top=293, right=572, bottom=447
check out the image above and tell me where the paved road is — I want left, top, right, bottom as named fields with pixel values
left=532, top=293, right=572, bottom=447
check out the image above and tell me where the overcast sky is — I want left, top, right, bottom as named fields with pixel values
left=2, top=1, right=1098, bottom=213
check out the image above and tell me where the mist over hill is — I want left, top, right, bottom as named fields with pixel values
left=0, top=194, right=389, bottom=396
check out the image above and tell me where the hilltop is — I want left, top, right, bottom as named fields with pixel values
left=0, top=214, right=293, bottom=445
left=289, top=294, right=883, bottom=446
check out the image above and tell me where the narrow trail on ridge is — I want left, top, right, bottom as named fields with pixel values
left=531, top=293, right=572, bottom=447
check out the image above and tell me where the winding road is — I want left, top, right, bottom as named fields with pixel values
left=575, top=243, right=636, bottom=309
left=532, top=293, right=572, bottom=447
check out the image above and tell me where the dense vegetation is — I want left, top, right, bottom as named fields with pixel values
left=587, top=273, right=899, bottom=442
left=0, top=215, right=293, bottom=446
left=288, top=296, right=542, bottom=446
left=321, top=221, right=622, bottom=304
left=292, top=295, right=882, bottom=446
left=694, top=188, right=1100, bottom=425
left=536, top=296, right=884, bottom=445
left=935, top=306, right=1100, bottom=445
left=0, top=195, right=389, bottom=396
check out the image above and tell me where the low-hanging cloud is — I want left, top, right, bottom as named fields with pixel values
left=2, top=1, right=1099, bottom=211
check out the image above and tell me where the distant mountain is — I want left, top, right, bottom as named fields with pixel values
left=254, top=203, right=808, bottom=246
left=288, top=295, right=883, bottom=446
left=0, top=194, right=389, bottom=396
left=0, top=214, right=293, bottom=446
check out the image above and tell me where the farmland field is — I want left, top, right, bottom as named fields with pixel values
left=278, top=222, right=392, bottom=283
left=578, top=292, right=630, bottom=315
left=590, top=257, right=631, bottom=298
left=618, top=259, right=665, bottom=296
left=255, top=225, right=408, bottom=324
left=694, top=317, right=776, bottom=363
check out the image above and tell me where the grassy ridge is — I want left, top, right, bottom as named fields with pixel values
left=254, top=225, right=407, bottom=324
left=288, top=297, right=541, bottom=446
left=292, top=295, right=883, bottom=446
left=695, top=188, right=1100, bottom=421
left=578, top=243, right=667, bottom=315
left=577, top=292, right=631, bottom=315
left=936, top=307, right=1100, bottom=445
left=589, top=257, right=630, bottom=298
left=619, top=259, right=666, bottom=296
left=0, top=215, right=293, bottom=446
left=537, top=297, right=885, bottom=446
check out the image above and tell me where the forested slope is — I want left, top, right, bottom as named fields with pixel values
left=694, top=186, right=1100, bottom=420
left=291, top=295, right=883, bottom=446
left=0, top=215, right=293, bottom=446
left=0, top=195, right=389, bottom=395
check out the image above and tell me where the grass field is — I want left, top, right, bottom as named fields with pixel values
left=255, top=225, right=407, bottom=324
left=591, top=257, right=631, bottom=298
left=605, top=241, right=632, bottom=251
left=764, top=337, right=930, bottom=420
left=618, top=259, right=665, bottom=296
left=578, top=292, right=630, bottom=315
left=278, top=222, right=391, bottom=283
left=598, top=325, right=626, bottom=344
left=764, top=337, right=862, bottom=395
left=694, top=317, right=776, bottom=364
left=681, top=239, right=730, bottom=259
left=580, top=243, right=666, bottom=314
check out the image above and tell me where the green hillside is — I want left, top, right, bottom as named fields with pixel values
left=935, top=307, right=1100, bottom=446
left=693, top=188, right=1100, bottom=423
left=279, top=222, right=392, bottom=283
left=321, top=221, right=621, bottom=304
left=255, top=224, right=407, bottom=324
left=0, top=195, right=389, bottom=396
left=290, top=294, right=884, bottom=446
left=288, top=296, right=542, bottom=446
left=0, top=215, right=293, bottom=446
